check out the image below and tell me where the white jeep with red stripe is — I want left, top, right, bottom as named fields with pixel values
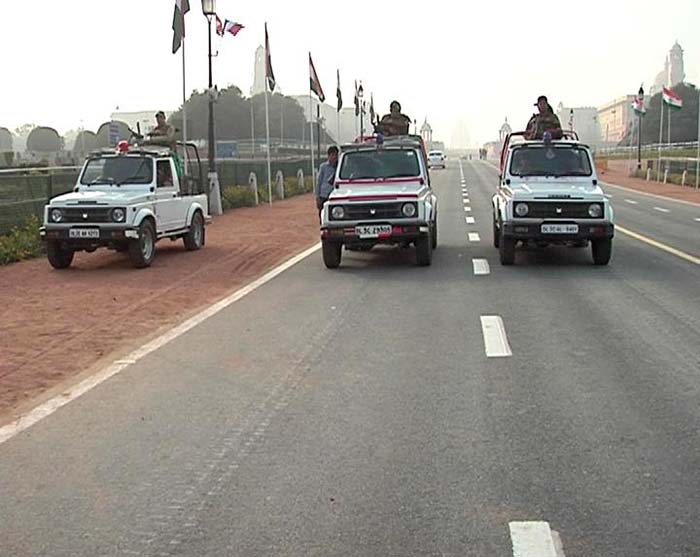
left=320, top=135, right=438, bottom=268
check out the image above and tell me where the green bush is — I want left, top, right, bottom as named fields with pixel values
left=0, top=216, right=44, bottom=265
left=221, top=185, right=258, bottom=210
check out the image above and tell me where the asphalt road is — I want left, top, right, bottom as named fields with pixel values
left=1, top=161, right=699, bottom=556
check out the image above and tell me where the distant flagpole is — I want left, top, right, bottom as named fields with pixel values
left=657, top=96, right=665, bottom=181
left=265, top=81, right=272, bottom=205
left=181, top=21, right=188, bottom=174
left=309, top=91, right=315, bottom=179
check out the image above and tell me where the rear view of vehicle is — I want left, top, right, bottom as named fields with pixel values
left=428, top=150, right=446, bottom=169
left=320, top=136, right=438, bottom=268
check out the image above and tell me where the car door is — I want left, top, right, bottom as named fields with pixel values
left=155, top=159, right=180, bottom=232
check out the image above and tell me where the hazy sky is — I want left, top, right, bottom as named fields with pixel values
left=1, top=0, right=698, bottom=146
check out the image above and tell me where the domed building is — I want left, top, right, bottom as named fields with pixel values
left=651, top=41, right=685, bottom=95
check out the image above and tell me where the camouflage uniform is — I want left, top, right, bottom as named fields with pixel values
left=376, top=113, right=411, bottom=136
left=525, top=110, right=563, bottom=140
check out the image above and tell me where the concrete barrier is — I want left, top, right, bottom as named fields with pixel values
left=275, top=170, right=285, bottom=200
left=248, top=172, right=259, bottom=206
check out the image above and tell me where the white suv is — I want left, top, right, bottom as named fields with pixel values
left=41, top=143, right=209, bottom=269
left=428, top=150, right=446, bottom=169
left=492, top=132, right=614, bottom=265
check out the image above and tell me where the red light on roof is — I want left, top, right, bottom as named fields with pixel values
left=116, top=140, right=129, bottom=153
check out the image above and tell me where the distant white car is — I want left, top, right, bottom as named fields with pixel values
left=428, top=150, right=445, bottom=169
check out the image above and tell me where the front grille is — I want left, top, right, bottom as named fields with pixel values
left=518, top=202, right=601, bottom=219
left=333, top=203, right=407, bottom=221
left=62, top=207, right=113, bottom=223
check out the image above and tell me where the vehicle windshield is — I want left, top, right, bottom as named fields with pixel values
left=339, top=149, right=421, bottom=180
left=429, top=151, right=443, bottom=157
left=509, top=146, right=593, bottom=177
left=80, top=156, right=154, bottom=185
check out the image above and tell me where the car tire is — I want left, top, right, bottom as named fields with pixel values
left=431, top=218, right=438, bottom=250
left=499, top=228, right=515, bottom=265
left=115, top=244, right=129, bottom=253
left=591, top=238, right=612, bottom=265
left=47, top=242, right=74, bottom=269
left=493, top=217, right=500, bottom=248
left=128, top=220, right=156, bottom=268
left=416, top=234, right=432, bottom=266
left=322, top=240, right=342, bottom=269
left=183, top=211, right=205, bottom=251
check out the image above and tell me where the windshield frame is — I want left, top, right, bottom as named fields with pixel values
left=508, top=145, right=593, bottom=178
left=79, top=155, right=155, bottom=186
left=338, top=148, right=423, bottom=181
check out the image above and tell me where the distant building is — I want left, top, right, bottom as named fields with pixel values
left=421, top=118, right=433, bottom=148
left=556, top=104, right=601, bottom=146
left=651, top=41, right=685, bottom=95
left=596, top=96, right=637, bottom=146
left=251, top=46, right=266, bottom=97
left=499, top=118, right=512, bottom=144
left=290, top=96, right=358, bottom=144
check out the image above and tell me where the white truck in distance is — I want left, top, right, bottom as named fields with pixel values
left=41, top=143, right=209, bottom=269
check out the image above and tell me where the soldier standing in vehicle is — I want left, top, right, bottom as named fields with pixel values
left=149, top=111, right=176, bottom=148
left=315, top=146, right=339, bottom=223
left=376, top=101, right=411, bottom=136
left=525, top=96, right=563, bottom=140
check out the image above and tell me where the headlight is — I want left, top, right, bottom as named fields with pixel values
left=514, top=203, right=529, bottom=217
left=588, top=203, right=603, bottom=218
left=111, top=208, right=126, bottom=223
left=331, top=206, right=345, bottom=220
left=50, top=208, right=63, bottom=223
left=401, top=203, right=417, bottom=217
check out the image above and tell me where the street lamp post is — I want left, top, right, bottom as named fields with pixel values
left=637, top=85, right=644, bottom=171
left=357, top=84, right=364, bottom=139
left=202, top=0, right=222, bottom=215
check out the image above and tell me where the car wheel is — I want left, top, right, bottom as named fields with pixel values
left=183, top=211, right=205, bottom=251
left=431, top=218, right=438, bottom=250
left=416, top=234, right=432, bottom=266
left=499, top=227, right=515, bottom=265
left=47, top=242, right=74, bottom=269
left=129, top=220, right=156, bottom=268
left=591, top=238, right=612, bottom=265
left=322, top=240, right=342, bottom=269
left=493, top=217, right=500, bottom=248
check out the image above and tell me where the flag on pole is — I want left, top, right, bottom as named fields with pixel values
left=336, top=70, right=342, bottom=112
left=662, top=87, right=683, bottom=110
left=215, top=14, right=224, bottom=36
left=632, top=93, right=646, bottom=115
left=171, top=0, right=190, bottom=54
left=369, top=94, right=375, bottom=123
left=222, top=19, right=244, bottom=36
left=309, top=54, right=325, bottom=102
left=264, top=23, right=276, bottom=92
left=354, top=80, right=359, bottom=116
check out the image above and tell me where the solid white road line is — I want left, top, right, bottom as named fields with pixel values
left=625, top=199, right=639, bottom=205
left=509, top=521, right=562, bottom=557
left=480, top=316, right=512, bottom=358
left=466, top=217, right=476, bottom=224
left=616, top=225, right=700, bottom=265
left=468, top=232, right=481, bottom=242
left=602, top=181, right=700, bottom=208
left=472, top=259, right=490, bottom=275
left=653, top=206, right=671, bottom=213
left=0, top=243, right=323, bottom=446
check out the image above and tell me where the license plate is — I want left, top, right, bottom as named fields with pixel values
left=541, top=224, right=579, bottom=234
left=69, top=228, right=100, bottom=239
left=355, top=224, right=392, bottom=238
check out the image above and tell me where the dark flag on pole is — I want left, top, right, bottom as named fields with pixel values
left=354, top=80, right=359, bottom=116
left=171, top=0, right=190, bottom=54
left=265, top=23, right=276, bottom=92
left=336, top=70, right=342, bottom=112
left=309, top=54, right=325, bottom=102
left=369, top=93, right=375, bottom=124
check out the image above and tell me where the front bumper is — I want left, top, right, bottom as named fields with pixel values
left=502, top=221, right=614, bottom=241
left=321, top=223, right=430, bottom=244
left=40, top=225, right=139, bottom=245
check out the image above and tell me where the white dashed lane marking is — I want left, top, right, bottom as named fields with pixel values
left=464, top=207, right=472, bottom=213
left=466, top=217, right=475, bottom=224
left=480, top=316, right=512, bottom=358
left=653, top=206, right=671, bottom=213
left=509, top=521, right=565, bottom=557
left=472, top=259, right=490, bottom=275
left=468, top=232, right=480, bottom=242
left=625, top=199, right=639, bottom=205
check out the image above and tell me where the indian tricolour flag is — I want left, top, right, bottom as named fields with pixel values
left=662, top=87, right=683, bottom=110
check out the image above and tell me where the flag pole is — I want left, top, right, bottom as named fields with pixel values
left=657, top=97, right=665, bottom=181
left=309, top=91, right=315, bottom=180
left=696, top=84, right=700, bottom=189
left=181, top=13, right=188, bottom=176
left=264, top=82, right=273, bottom=206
